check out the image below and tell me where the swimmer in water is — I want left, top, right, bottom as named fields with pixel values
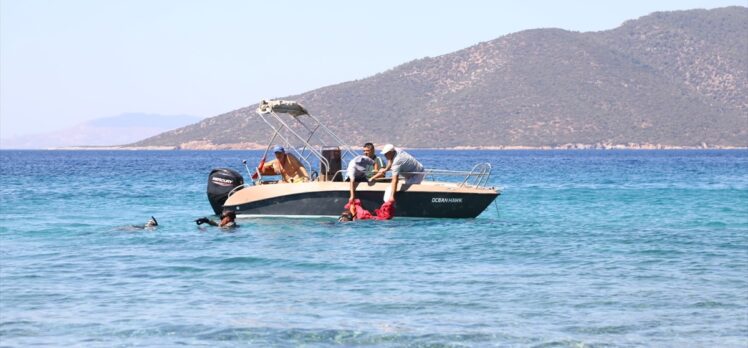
left=118, top=216, right=158, bottom=231
left=144, top=216, right=158, bottom=228
left=338, top=211, right=354, bottom=222
left=195, top=210, right=237, bottom=229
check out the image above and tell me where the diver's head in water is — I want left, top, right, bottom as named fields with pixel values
left=220, top=210, right=236, bottom=227
left=145, top=216, right=158, bottom=227
left=338, top=211, right=353, bottom=222
left=221, top=210, right=236, bottom=220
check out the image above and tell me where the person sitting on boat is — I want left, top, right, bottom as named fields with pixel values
left=346, top=155, right=375, bottom=202
left=368, top=144, right=425, bottom=186
left=195, top=210, right=237, bottom=229
left=363, top=142, right=385, bottom=178
left=258, top=145, right=309, bottom=183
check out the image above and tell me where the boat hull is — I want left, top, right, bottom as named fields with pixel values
left=223, top=181, right=499, bottom=218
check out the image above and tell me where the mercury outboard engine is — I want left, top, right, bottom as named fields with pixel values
left=207, top=168, right=244, bottom=215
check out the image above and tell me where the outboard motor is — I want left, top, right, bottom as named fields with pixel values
left=207, top=168, right=244, bottom=215
left=320, top=146, right=342, bottom=181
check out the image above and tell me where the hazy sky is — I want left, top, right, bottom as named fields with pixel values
left=1, top=0, right=745, bottom=138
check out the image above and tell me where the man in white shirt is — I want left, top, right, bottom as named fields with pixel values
left=368, top=144, right=425, bottom=201
left=346, top=155, right=375, bottom=202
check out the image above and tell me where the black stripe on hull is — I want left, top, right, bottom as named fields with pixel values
left=226, top=190, right=499, bottom=218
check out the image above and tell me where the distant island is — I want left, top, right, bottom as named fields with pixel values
left=2, top=113, right=202, bottom=149
left=129, top=6, right=747, bottom=150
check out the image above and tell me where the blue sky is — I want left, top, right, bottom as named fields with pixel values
left=1, top=0, right=745, bottom=138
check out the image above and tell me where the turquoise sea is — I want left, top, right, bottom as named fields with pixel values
left=1, top=150, right=746, bottom=347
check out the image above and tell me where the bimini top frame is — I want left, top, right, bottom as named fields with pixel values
left=248, top=99, right=496, bottom=190
left=254, top=99, right=358, bottom=182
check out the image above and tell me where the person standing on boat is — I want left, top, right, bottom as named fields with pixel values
left=363, top=142, right=385, bottom=178
left=367, top=144, right=424, bottom=205
left=369, top=144, right=425, bottom=185
left=346, top=155, right=375, bottom=202
left=259, top=145, right=309, bottom=183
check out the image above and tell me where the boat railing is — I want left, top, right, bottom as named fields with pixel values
left=422, top=162, right=493, bottom=188
left=230, top=161, right=493, bottom=196
left=227, top=184, right=247, bottom=197
left=326, top=162, right=493, bottom=189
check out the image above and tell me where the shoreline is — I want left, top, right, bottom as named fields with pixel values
left=428, top=145, right=748, bottom=150
left=4, top=143, right=746, bottom=151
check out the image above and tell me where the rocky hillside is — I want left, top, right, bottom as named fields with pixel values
left=132, top=6, right=748, bottom=149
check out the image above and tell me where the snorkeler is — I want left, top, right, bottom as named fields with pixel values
left=195, top=210, right=237, bottom=229
left=118, top=216, right=158, bottom=231
left=144, top=216, right=158, bottom=228
left=338, top=211, right=354, bottom=222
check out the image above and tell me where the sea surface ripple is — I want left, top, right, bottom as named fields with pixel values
left=1, top=150, right=746, bottom=347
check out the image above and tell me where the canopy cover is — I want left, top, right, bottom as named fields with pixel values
left=257, top=99, right=308, bottom=117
